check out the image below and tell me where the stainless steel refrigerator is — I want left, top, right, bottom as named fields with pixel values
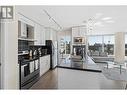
left=46, top=40, right=58, bottom=69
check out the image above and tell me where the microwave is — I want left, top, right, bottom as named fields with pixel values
left=18, top=21, right=28, bottom=38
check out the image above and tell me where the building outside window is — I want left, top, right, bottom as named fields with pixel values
left=125, top=34, right=127, bottom=56
left=59, top=35, right=71, bottom=55
left=65, top=36, right=71, bottom=54
left=104, top=35, right=114, bottom=55
left=88, top=36, right=103, bottom=56
left=60, top=38, right=66, bottom=54
left=88, top=35, right=114, bottom=56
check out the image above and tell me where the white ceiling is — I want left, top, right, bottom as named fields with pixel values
left=17, top=6, right=127, bottom=34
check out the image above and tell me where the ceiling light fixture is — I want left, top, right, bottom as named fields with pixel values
left=94, top=13, right=103, bottom=19
left=94, top=21, right=104, bottom=27
left=43, top=9, right=62, bottom=29
left=105, top=20, right=115, bottom=23
left=102, top=17, right=112, bottom=20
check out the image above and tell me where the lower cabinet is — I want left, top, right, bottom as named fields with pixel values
left=40, top=55, right=50, bottom=77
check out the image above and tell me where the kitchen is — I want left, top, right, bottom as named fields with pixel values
left=0, top=6, right=59, bottom=89
left=17, top=11, right=58, bottom=89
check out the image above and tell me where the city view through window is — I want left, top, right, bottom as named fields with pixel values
left=60, top=34, right=127, bottom=57
left=88, top=35, right=114, bottom=56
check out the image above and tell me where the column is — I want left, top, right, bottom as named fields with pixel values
left=115, top=32, right=125, bottom=63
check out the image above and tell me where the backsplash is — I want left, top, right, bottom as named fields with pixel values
left=18, top=40, right=29, bottom=51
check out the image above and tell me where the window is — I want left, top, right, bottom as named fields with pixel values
left=104, top=35, right=114, bottom=55
left=65, top=36, right=71, bottom=54
left=88, top=35, right=114, bottom=56
left=59, top=33, right=71, bottom=55
left=60, top=38, right=66, bottom=54
left=88, top=36, right=103, bottom=53
left=125, top=34, right=127, bottom=56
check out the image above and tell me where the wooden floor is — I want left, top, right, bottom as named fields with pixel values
left=30, top=68, right=126, bottom=89
left=31, top=69, right=58, bottom=89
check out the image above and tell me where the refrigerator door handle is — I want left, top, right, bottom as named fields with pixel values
left=52, top=46, right=55, bottom=55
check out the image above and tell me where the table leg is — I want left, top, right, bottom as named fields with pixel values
left=120, top=65, right=122, bottom=74
left=107, top=63, right=108, bottom=69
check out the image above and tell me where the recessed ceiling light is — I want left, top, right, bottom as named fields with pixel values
left=95, top=13, right=103, bottom=19
left=102, top=17, right=112, bottom=20
left=105, top=20, right=115, bottom=23
left=94, top=21, right=104, bottom=27
left=83, top=20, right=87, bottom=23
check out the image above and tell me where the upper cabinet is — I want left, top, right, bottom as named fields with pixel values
left=18, top=13, right=35, bottom=43
left=41, top=27, right=45, bottom=45
left=34, top=24, right=41, bottom=45
left=18, top=13, right=34, bottom=27
left=34, top=24, right=45, bottom=45
left=45, top=27, right=57, bottom=41
left=18, top=21, right=34, bottom=41
left=18, top=21, right=27, bottom=38
left=18, top=12, right=58, bottom=45
left=45, top=27, right=51, bottom=40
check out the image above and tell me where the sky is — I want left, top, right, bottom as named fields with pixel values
left=88, top=35, right=115, bottom=45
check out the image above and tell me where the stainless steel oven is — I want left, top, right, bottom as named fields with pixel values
left=19, top=58, right=40, bottom=89
left=21, top=63, right=30, bottom=85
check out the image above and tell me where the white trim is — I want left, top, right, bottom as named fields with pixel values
left=0, top=6, right=1, bottom=89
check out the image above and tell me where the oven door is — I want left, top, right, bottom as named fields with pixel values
left=21, top=63, right=30, bottom=85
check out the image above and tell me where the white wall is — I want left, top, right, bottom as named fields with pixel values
left=1, top=7, right=19, bottom=89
